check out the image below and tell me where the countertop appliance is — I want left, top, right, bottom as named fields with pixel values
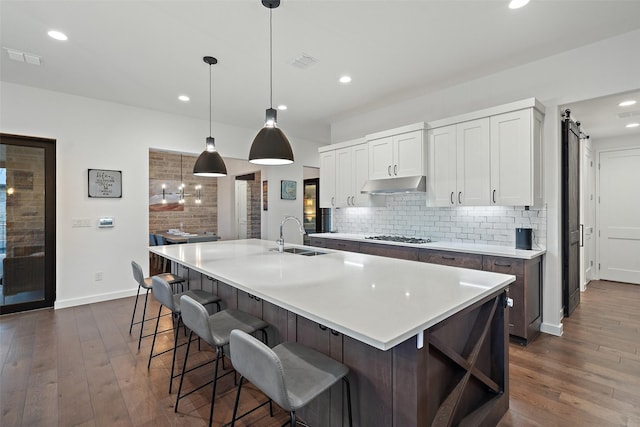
left=365, top=235, right=432, bottom=244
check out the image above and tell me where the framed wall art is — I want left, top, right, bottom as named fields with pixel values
left=280, top=180, right=297, bottom=200
left=88, top=169, right=122, bottom=198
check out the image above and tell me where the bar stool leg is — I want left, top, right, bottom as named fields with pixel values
left=175, top=331, right=194, bottom=412
left=230, top=376, right=245, bottom=427
left=129, top=284, right=142, bottom=334
left=169, top=314, right=181, bottom=393
left=148, top=305, right=163, bottom=368
left=208, top=348, right=223, bottom=427
left=137, top=289, right=151, bottom=349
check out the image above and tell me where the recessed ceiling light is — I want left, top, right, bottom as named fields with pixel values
left=626, top=123, right=640, bottom=128
left=178, top=95, right=190, bottom=102
left=48, top=30, right=68, bottom=41
left=277, top=104, right=287, bottom=110
left=339, top=75, right=352, bottom=84
left=508, top=0, right=530, bottom=9
left=619, top=100, right=637, bottom=107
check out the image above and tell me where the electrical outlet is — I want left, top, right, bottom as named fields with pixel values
left=94, top=271, right=103, bottom=281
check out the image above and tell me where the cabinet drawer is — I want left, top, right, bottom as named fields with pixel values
left=359, top=242, right=418, bottom=261
left=309, top=237, right=327, bottom=248
left=418, top=249, right=483, bottom=270
left=482, top=256, right=524, bottom=276
left=325, top=239, right=361, bottom=253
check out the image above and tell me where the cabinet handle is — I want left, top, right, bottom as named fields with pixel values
left=394, top=165, right=398, bottom=175
left=330, top=329, right=340, bottom=336
left=388, top=165, right=392, bottom=176
left=458, top=192, right=462, bottom=204
left=494, top=262, right=512, bottom=268
left=254, top=296, right=262, bottom=302
left=441, top=256, right=456, bottom=260
left=450, top=192, right=454, bottom=205
left=331, top=196, right=335, bottom=206
left=492, top=189, right=496, bottom=204
left=580, top=224, right=584, bottom=247
left=319, top=324, right=328, bottom=331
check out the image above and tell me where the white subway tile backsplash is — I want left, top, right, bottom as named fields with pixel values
left=333, top=193, right=546, bottom=249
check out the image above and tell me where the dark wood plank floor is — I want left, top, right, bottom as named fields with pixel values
left=1, top=280, right=639, bottom=426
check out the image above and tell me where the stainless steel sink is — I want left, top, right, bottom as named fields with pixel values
left=282, top=247, right=327, bottom=256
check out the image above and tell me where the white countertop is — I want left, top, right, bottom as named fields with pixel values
left=150, top=239, right=514, bottom=351
left=309, top=233, right=545, bottom=260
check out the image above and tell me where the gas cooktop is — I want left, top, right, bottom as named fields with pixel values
left=365, top=235, right=432, bottom=244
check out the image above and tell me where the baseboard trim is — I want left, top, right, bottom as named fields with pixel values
left=54, top=288, right=138, bottom=309
left=540, top=321, right=563, bottom=336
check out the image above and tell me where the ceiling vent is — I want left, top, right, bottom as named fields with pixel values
left=3, top=47, right=42, bottom=66
left=289, top=53, right=318, bottom=69
left=617, top=110, right=640, bottom=119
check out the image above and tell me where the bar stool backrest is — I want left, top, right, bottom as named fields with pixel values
left=151, top=276, right=176, bottom=311
left=229, top=329, right=291, bottom=410
left=131, top=260, right=146, bottom=287
left=180, top=295, right=215, bottom=347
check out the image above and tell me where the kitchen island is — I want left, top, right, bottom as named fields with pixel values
left=150, top=239, right=515, bottom=426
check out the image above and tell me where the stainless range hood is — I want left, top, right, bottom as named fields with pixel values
left=360, top=176, right=426, bottom=195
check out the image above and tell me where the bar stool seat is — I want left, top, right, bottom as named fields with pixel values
left=229, top=329, right=353, bottom=427
left=129, top=260, right=186, bottom=350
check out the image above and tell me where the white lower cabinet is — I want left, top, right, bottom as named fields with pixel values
left=427, top=118, right=490, bottom=207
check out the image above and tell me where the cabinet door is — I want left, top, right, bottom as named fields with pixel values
left=325, top=239, right=360, bottom=253
left=418, top=249, right=483, bottom=269
left=320, top=150, right=336, bottom=208
left=359, top=242, right=418, bottom=261
left=393, top=130, right=424, bottom=177
left=368, top=136, right=394, bottom=179
left=237, top=290, right=263, bottom=319
left=490, top=109, right=533, bottom=206
left=352, top=143, right=370, bottom=206
left=457, top=118, right=490, bottom=206
left=335, top=147, right=353, bottom=207
left=427, top=125, right=457, bottom=207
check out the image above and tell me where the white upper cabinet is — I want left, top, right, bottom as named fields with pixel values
left=367, top=124, right=426, bottom=179
left=319, top=150, right=336, bottom=208
left=490, top=108, right=543, bottom=207
left=319, top=139, right=382, bottom=208
left=427, top=98, right=544, bottom=208
left=427, top=119, right=490, bottom=207
left=336, top=143, right=370, bottom=207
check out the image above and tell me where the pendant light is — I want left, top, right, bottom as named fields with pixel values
left=248, top=0, right=294, bottom=165
left=193, top=56, right=228, bottom=177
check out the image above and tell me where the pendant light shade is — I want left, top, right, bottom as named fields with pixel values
left=194, top=56, right=227, bottom=177
left=248, top=0, right=294, bottom=165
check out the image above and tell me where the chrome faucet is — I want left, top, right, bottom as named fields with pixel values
left=278, top=216, right=306, bottom=252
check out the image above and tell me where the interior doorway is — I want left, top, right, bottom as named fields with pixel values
left=580, top=137, right=596, bottom=291
left=0, top=134, right=56, bottom=315
left=235, top=172, right=261, bottom=240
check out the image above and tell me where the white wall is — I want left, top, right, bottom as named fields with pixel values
left=330, top=29, right=640, bottom=336
left=0, top=81, right=322, bottom=308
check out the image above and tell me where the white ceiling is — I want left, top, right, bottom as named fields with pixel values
left=2, top=0, right=640, bottom=143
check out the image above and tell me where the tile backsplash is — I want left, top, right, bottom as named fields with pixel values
left=332, top=193, right=546, bottom=249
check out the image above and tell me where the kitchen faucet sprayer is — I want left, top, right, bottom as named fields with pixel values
left=278, top=216, right=306, bottom=252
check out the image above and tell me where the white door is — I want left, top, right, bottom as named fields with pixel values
left=427, top=125, right=457, bottom=207
left=394, top=130, right=424, bottom=178
left=368, top=137, right=393, bottom=179
left=598, top=148, right=640, bottom=284
left=580, top=140, right=596, bottom=290
left=352, top=144, right=370, bottom=206
left=235, top=180, right=248, bottom=239
left=335, top=147, right=352, bottom=207
left=319, top=151, right=336, bottom=208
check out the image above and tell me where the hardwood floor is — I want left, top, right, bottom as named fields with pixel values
left=1, top=279, right=638, bottom=426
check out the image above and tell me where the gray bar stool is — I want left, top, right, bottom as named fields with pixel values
left=229, top=329, right=353, bottom=427
left=129, top=260, right=186, bottom=349
left=176, top=295, right=269, bottom=427
left=148, top=276, right=221, bottom=393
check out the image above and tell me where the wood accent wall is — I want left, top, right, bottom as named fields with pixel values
left=148, top=150, right=217, bottom=234
left=4, top=145, right=45, bottom=257
left=247, top=171, right=261, bottom=238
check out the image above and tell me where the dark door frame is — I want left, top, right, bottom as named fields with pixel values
left=0, top=133, right=56, bottom=315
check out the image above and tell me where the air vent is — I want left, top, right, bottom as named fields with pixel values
left=289, top=53, right=318, bottom=69
left=617, top=110, right=640, bottom=119
left=3, top=47, right=42, bottom=66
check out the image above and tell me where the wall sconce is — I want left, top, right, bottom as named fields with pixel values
left=178, top=183, right=185, bottom=204
left=195, top=185, right=202, bottom=204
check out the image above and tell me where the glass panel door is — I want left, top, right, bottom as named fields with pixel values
left=0, top=134, right=55, bottom=314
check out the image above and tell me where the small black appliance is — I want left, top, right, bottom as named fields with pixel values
left=515, top=228, right=533, bottom=250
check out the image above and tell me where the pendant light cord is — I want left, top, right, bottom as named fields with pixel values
left=269, top=7, right=273, bottom=109
left=209, top=62, right=212, bottom=137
